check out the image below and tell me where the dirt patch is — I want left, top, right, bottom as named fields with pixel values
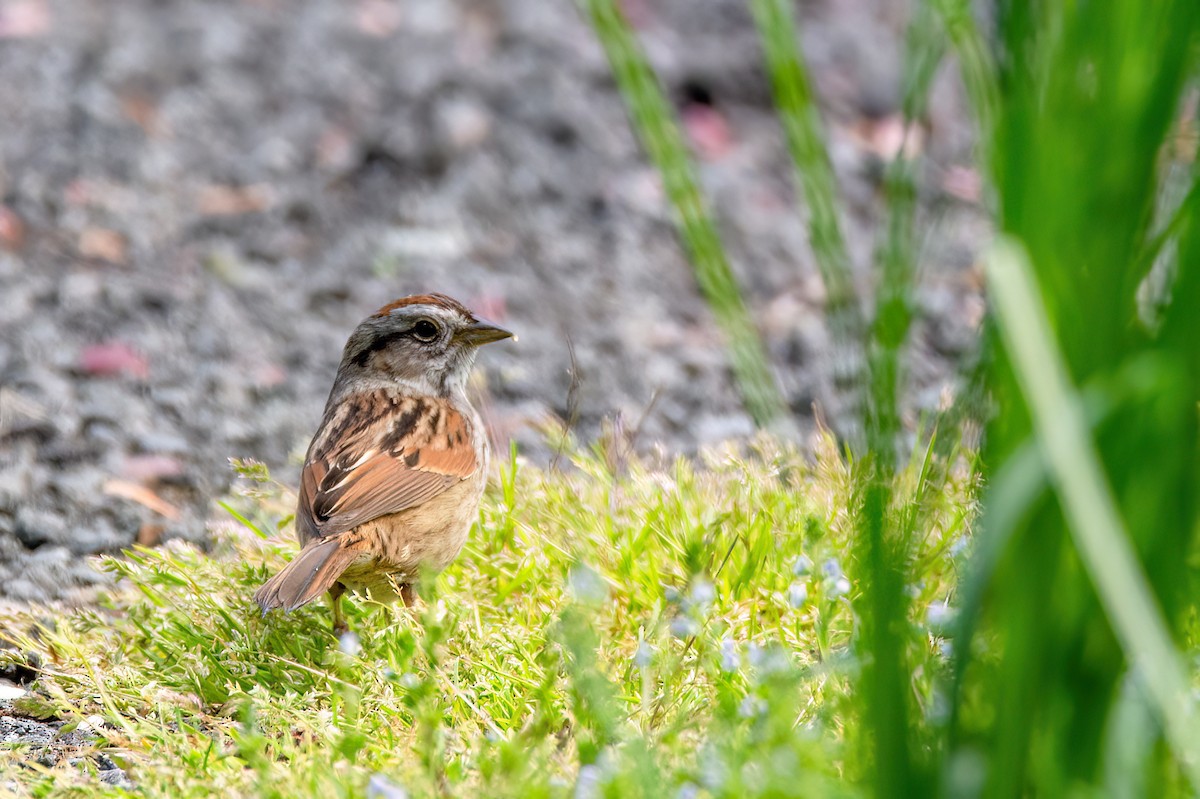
left=0, top=0, right=985, bottom=600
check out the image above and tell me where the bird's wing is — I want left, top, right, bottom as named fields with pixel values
left=295, top=391, right=478, bottom=543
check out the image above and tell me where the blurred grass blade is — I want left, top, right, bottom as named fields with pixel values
left=946, top=437, right=1041, bottom=738
left=219, top=499, right=269, bottom=539
left=583, top=0, right=793, bottom=432
left=986, top=237, right=1200, bottom=788
left=748, top=0, right=865, bottom=398
left=1137, top=167, right=1200, bottom=330
left=949, top=373, right=1136, bottom=740
left=842, top=6, right=949, bottom=793
left=928, top=0, right=997, bottom=145
left=1103, top=673, right=1158, bottom=799
left=865, top=1, right=944, bottom=461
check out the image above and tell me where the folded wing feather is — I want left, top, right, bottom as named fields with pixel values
left=255, top=391, right=479, bottom=613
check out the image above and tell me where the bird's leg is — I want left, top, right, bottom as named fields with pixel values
left=329, top=583, right=348, bottom=635
left=399, top=583, right=417, bottom=608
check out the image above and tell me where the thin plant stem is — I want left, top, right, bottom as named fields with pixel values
left=583, top=0, right=794, bottom=433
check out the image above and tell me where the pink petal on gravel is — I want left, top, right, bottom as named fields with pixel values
left=252, top=362, right=288, bottom=389
left=852, top=115, right=924, bottom=160
left=682, top=104, right=734, bottom=161
left=80, top=343, right=150, bottom=380
left=102, top=479, right=181, bottom=520
left=355, top=0, right=402, bottom=37
left=942, top=165, right=983, bottom=203
left=78, top=227, right=128, bottom=263
left=0, top=205, right=24, bottom=251
left=196, top=184, right=274, bottom=216
left=0, top=0, right=51, bottom=39
left=121, top=454, right=185, bottom=482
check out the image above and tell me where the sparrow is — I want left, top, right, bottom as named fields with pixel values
left=254, top=293, right=513, bottom=632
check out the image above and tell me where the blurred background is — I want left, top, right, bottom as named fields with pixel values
left=0, top=0, right=984, bottom=601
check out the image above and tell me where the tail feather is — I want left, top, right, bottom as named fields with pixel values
left=254, top=537, right=366, bottom=613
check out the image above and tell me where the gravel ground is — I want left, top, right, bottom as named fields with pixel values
left=0, top=706, right=134, bottom=791
left=0, top=0, right=986, bottom=602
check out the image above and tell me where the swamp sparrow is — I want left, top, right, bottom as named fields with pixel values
left=254, top=294, right=513, bottom=632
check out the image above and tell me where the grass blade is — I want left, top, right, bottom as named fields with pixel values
left=985, top=237, right=1200, bottom=788
left=748, top=0, right=865, bottom=409
left=928, top=0, right=997, bottom=146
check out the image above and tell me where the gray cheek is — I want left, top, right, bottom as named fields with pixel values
left=381, top=343, right=429, bottom=380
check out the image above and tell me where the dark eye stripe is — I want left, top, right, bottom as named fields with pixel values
left=349, top=320, right=440, bottom=367
left=351, top=331, right=405, bottom=367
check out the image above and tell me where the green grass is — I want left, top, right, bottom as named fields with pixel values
left=951, top=2, right=1200, bottom=794
left=0, top=438, right=972, bottom=797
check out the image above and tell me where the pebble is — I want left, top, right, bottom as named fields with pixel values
left=0, top=684, right=27, bottom=701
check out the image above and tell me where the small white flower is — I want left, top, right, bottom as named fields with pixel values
left=575, top=764, right=603, bottom=799
left=719, top=637, right=740, bottom=672
left=688, top=577, right=716, bottom=610
left=367, top=774, right=408, bottom=799
left=738, top=695, right=767, bottom=718
left=926, top=600, right=955, bottom=629
left=568, top=563, right=608, bottom=604
left=787, top=581, right=809, bottom=608
left=830, top=576, right=851, bottom=597
left=821, top=558, right=843, bottom=579
left=792, top=554, right=814, bottom=576
left=746, top=642, right=763, bottom=669
left=338, top=631, right=361, bottom=657
left=633, top=641, right=653, bottom=669
left=699, top=747, right=728, bottom=790
left=670, top=615, right=701, bottom=638
left=748, top=644, right=789, bottom=676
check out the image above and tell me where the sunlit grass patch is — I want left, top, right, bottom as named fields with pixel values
left=0, top=436, right=969, bottom=797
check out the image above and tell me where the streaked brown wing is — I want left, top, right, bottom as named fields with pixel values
left=295, top=392, right=477, bottom=543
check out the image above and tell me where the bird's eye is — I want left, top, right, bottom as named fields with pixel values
left=411, top=319, right=440, bottom=342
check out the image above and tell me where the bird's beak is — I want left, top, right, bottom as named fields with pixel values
left=459, top=319, right=516, bottom=345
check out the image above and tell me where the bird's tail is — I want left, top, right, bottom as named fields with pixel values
left=254, top=536, right=367, bottom=613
